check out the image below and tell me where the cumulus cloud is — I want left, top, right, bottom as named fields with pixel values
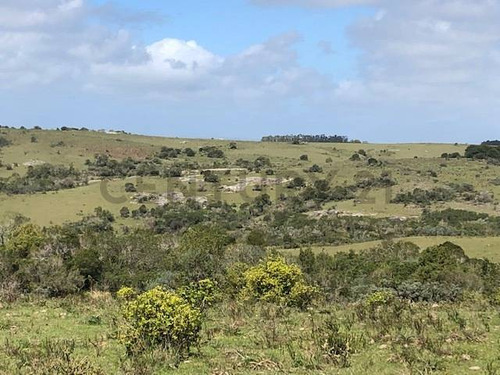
left=0, top=0, right=151, bottom=87
left=1, top=0, right=499, bottom=141
left=0, top=0, right=329, bottom=105
left=89, top=32, right=330, bottom=103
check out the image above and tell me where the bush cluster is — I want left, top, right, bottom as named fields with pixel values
left=0, top=164, right=85, bottom=194
left=119, top=287, right=202, bottom=356
left=241, top=257, right=318, bottom=308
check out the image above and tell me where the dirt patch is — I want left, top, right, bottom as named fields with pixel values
left=222, top=177, right=291, bottom=193
left=23, top=159, right=46, bottom=167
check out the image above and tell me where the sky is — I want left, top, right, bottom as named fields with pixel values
left=0, top=0, right=499, bottom=143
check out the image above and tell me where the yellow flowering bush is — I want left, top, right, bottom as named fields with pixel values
left=119, top=287, right=202, bottom=356
left=364, top=290, right=395, bottom=309
left=116, top=287, right=137, bottom=301
left=240, top=257, right=318, bottom=308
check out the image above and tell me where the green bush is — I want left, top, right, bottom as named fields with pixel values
left=117, top=286, right=137, bottom=301
left=0, top=135, right=11, bottom=148
left=241, top=257, right=318, bottom=308
left=6, top=223, right=44, bottom=259
left=363, top=290, right=395, bottom=309
left=119, top=287, right=202, bottom=356
left=178, top=279, right=220, bottom=312
left=124, top=183, right=137, bottom=192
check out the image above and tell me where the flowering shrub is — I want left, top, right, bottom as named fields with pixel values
left=119, top=287, right=202, bottom=356
left=363, top=290, right=395, bottom=309
left=116, top=287, right=137, bottom=301
left=241, top=257, right=318, bottom=308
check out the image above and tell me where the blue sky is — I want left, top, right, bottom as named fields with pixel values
left=91, top=0, right=370, bottom=80
left=0, top=0, right=499, bottom=142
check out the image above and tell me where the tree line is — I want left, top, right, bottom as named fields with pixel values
left=261, top=134, right=352, bottom=143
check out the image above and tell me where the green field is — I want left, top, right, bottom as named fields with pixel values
left=1, top=294, right=500, bottom=374
left=1, top=128, right=499, bottom=226
left=283, top=236, right=500, bottom=262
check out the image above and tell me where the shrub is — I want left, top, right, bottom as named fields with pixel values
left=119, top=287, right=202, bottom=356
left=299, top=154, right=309, bottom=161
left=0, top=136, right=11, bottom=148
left=247, top=229, right=268, bottom=246
left=164, top=167, right=183, bottom=178
left=171, top=225, right=230, bottom=284
left=254, top=156, right=272, bottom=169
left=178, top=279, right=220, bottom=312
left=307, top=164, right=323, bottom=173
left=203, top=172, right=219, bottom=183
left=120, top=206, right=130, bottom=218
left=124, top=183, right=137, bottom=192
left=288, top=177, right=306, bottom=189
left=241, top=257, right=318, bottom=308
left=350, top=153, right=361, bottom=161
left=184, top=148, right=196, bottom=157
left=117, top=286, right=137, bottom=301
left=199, top=146, right=225, bottom=158
left=363, top=290, right=395, bottom=309
left=158, top=147, right=181, bottom=159
left=441, top=152, right=461, bottom=159
left=6, top=223, right=44, bottom=259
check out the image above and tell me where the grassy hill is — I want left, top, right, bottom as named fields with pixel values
left=1, top=127, right=498, bottom=226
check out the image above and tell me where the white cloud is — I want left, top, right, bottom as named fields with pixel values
left=0, top=1, right=328, bottom=105
left=1, top=0, right=499, bottom=141
left=88, top=33, right=330, bottom=103
left=342, top=0, right=500, bottom=106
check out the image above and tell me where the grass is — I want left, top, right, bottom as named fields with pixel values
left=283, top=236, right=500, bottom=262
left=1, top=294, right=500, bottom=374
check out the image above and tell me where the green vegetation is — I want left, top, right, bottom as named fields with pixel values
left=262, top=134, right=350, bottom=143
left=119, top=286, right=202, bottom=358
left=0, top=163, right=84, bottom=194
left=465, top=144, right=500, bottom=161
left=0, top=128, right=500, bottom=374
left=0, top=135, right=11, bottom=148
